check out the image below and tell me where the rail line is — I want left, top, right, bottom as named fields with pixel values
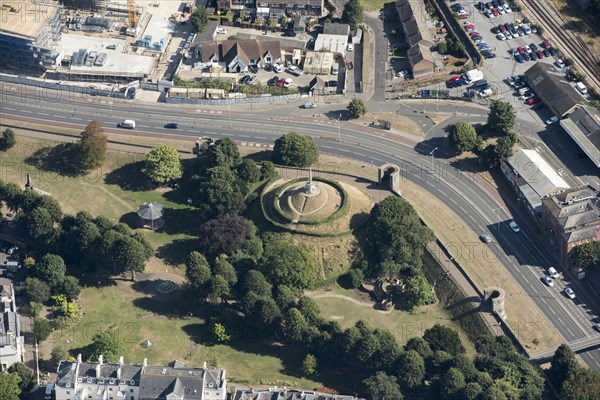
left=519, top=0, right=600, bottom=91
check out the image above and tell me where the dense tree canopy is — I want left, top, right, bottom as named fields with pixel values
left=113, top=235, right=149, bottom=281
left=236, top=159, right=261, bottom=183
left=198, top=215, right=253, bottom=257
left=190, top=6, right=209, bottom=33
left=347, top=97, right=367, bottom=119
left=575, top=241, right=600, bottom=269
left=0, top=372, right=21, bottom=400
left=77, top=120, right=107, bottom=170
left=367, top=196, right=434, bottom=274
left=203, top=137, right=241, bottom=168
left=423, top=324, right=466, bottom=355
left=260, top=237, right=316, bottom=290
left=0, top=128, right=16, bottom=151
left=25, top=277, right=51, bottom=303
left=487, top=101, right=515, bottom=136
left=403, top=274, right=435, bottom=310
left=448, top=122, right=479, bottom=154
left=7, top=363, right=34, bottom=393
left=197, top=166, right=246, bottom=218
left=34, top=254, right=67, bottom=290
left=396, top=350, right=425, bottom=389
left=33, top=318, right=52, bottom=342
left=342, top=0, right=364, bottom=30
left=272, top=132, right=319, bottom=167
left=186, top=251, right=211, bottom=291
left=89, top=328, right=125, bottom=363
left=143, top=145, right=183, bottom=184
left=363, top=372, right=404, bottom=400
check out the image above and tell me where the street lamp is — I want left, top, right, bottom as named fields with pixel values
left=429, top=147, right=438, bottom=171
left=337, top=113, right=342, bottom=141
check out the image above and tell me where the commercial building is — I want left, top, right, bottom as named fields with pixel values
left=559, top=105, right=600, bottom=168
left=523, top=63, right=582, bottom=117
left=0, top=0, right=63, bottom=71
left=55, top=356, right=227, bottom=400
left=540, top=185, right=600, bottom=267
left=303, top=51, right=334, bottom=74
left=396, top=0, right=435, bottom=77
left=0, top=279, right=24, bottom=371
left=314, top=34, right=348, bottom=54
left=500, top=149, right=570, bottom=216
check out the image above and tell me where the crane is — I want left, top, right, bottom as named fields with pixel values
left=125, top=0, right=139, bottom=36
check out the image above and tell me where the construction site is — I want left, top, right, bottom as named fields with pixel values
left=0, top=0, right=197, bottom=82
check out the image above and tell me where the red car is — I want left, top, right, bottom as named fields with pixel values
left=517, top=46, right=525, bottom=54
left=459, top=13, right=470, bottom=19
left=536, top=49, right=545, bottom=59
left=277, top=78, right=286, bottom=87
left=526, top=97, right=541, bottom=105
left=491, top=7, right=499, bottom=16
left=447, top=75, right=460, bottom=84
left=465, top=24, right=475, bottom=30
left=542, top=39, right=551, bottom=49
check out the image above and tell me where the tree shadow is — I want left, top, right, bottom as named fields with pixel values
left=24, top=143, right=83, bottom=177
left=243, top=150, right=272, bottom=163
left=156, top=238, right=203, bottom=266
left=119, top=211, right=141, bottom=229
left=349, top=211, right=370, bottom=230
left=104, top=160, right=155, bottom=191
left=160, top=208, right=204, bottom=235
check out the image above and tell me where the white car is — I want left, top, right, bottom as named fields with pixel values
left=347, top=43, right=354, bottom=51
left=496, top=33, right=506, bottom=41
left=564, top=287, right=576, bottom=299
left=273, top=64, right=282, bottom=73
left=547, top=267, right=559, bottom=279
left=555, top=59, right=565, bottom=68
left=396, top=70, right=409, bottom=77
left=546, top=116, right=559, bottom=125
left=7, top=246, right=18, bottom=255
left=283, top=78, right=292, bottom=88
left=303, top=102, right=316, bottom=109
left=509, top=221, right=520, bottom=232
left=216, top=27, right=227, bottom=34
left=479, top=88, right=493, bottom=97
left=503, top=4, right=512, bottom=12
left=542, top=276, right=554, bottom=287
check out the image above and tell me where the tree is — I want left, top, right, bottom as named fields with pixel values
left=480, top=136, right=514, bottom=169
left=51, top=347, right=69, bottom=369
left=363, top=371, right=404, bottom=400
left=560, top=367, right=600, bottom=400
left=448, top=122, right=478, bottom=154
left=301, top=354, right=317, bottom=375
left=404, top=337, right=433, bottom=359
left=396, top=350, right=425, bottom=389
left=437, top=41, right=448, bottom=55
left=25, top=277, right=51, bottom=303
left=197, top=166, right=246, bottom=217
left=260, top=161, right=277, bottom=180
left=0, top=181, right=23, bottom=211
left=343, top=268, right=364, bottom=288
left=34, top=254, right=67, bottom=290
left=272, top=132, right=319, bottom=167
left=341, top=0, right=363, bottom=30
left=203, top=137, right=241, bottom=168
left=241, top=269, right=272, bottom=297
left=89, top=328, right=125, bottom=363
left=368, top=196, right=434, bottom=272
left=33, top=318, right=52, bottom=342
left=0, top=372, right=21, bottom=400
left=212, top=255, right=238, bottom=287
left=77, top=120, right=107, bottom=170
left=186, top=252, right=211, bottom=291
left=274, top=284, right=297, bottom=312
left=143, top=145, right=183, bottom=184
left=575, top=241, right=600, bottom=269
left=423, top=324, right=466, bottom=355
left=404, top=273, right=435, bottom=310
left=297, top=296, right=322, bottom=325
left=112, top=236, right=148, bottom=281
left=191, top=6, right=209, bottom=33
left=347, top=97, right=367, bottom=119
left=549, top=344, right=579, bottom=391
left=260, top=237, right=316, bottom=290
left=283, top=308, right=308, bottom=343
left=58, top=275, right=81, bottom=301
left=8, top=363, right=34, bottom=392
left=207, top=275, right=230, bottom=302
left=25, top=207, right=57, bottom=247
left=198, top=215, right=252, bottom=257
left=212, top=323, right=231, bottom=342
left=438, top=367, right=466, bottom=398
left=373, top=328, right=401, bottom=370
left=0, top=128, right=16, bottom=150
left=251, top=296, right=281, bottom=326
left=487, top=101, right=515, bottom=136
left=236, top=159, right=261, bottom=183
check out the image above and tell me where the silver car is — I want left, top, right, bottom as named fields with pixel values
left=303, top=102, right=316, bottom=109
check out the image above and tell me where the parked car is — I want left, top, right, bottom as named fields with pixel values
left=526, top=97, right=541, bottom=105
left=503, top=3, right=512, bottom=12
left=522, top=24, right=531, bottom=34
left=546, top=116, right=559, bottom=124
left=555, top=59, right=565, bottom=68
left=509, top=221, right=520, bottom=232
left=246, top=76, right=257, bottom=84
left=347, top=43, right=354, bottom=51
left=542, top=276, right=555, bottom=287
left=517, top=46, right=525, bottom=54
left=479, top=88, right=493, bottom=97
left=248, top=65, right=258, bottom=73
left=543, top=49, right=551, bottom=57
left=164, top=123, right=178, bottom=129
left=326, top=80, right=338, bottom=87
left=498, top=24, right=506, bottom=32
left=548, top=267, right=560, bottom=279
left=397, top=70, right=409, bottom=77
left=530, top=43, right=538, bottom=51
left=515, top=54, right=525, bottom=63
left=542, top=39, right=551, bottom=49
left=283, top=78, right=292, bottom=88
left=283, top=31, right=296, bottom=37
left=303, top=102, right=316, bottom=109
left=239, top=75, right=251, bottom=84
left=273, top=64, right=282, bottom=73
left=506, top=76, right=515, bottom=86
left=548, top=47, right=557, bottom=56
left=496, top=33, right=506, bottom=40
left=216, top=27, right=227, bottom=34
left=536, top=49, right=545, bottom=59
left=480, top=234, right=493, bottom=243
left=268, top=76, right=279, bottom=86
left=491, top=7, right=499, bottom=16
left=564, top=287, right=576, bottom=299
left=530, top=52, right=538, bottom=61
left=7, top=246, right=18, bottom=255
left=277, top=77, right=286, bottom=87
left=484, top=9, right=493, bottom=17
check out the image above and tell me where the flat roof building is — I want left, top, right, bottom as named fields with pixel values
left=559, top=105, right=600, bottom=168
left=303, top=51, right=334, bottom=74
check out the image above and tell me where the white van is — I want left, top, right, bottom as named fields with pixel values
left=118, top=120, right=136, bottom=129
left=45, top=384, right=54, bottom=400
left=575, top=82, right=587, bottom=94
left=5, top=260, right=21, bottom=271
left=332, top=63, right=339, bottom=75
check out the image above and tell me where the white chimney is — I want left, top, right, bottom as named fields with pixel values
left=77, top=354, right=82, bottom=363
left=143, top=358, right=147, bottom=367
left=119, top=356, right=124, bottom=365
left=202, top=361, right=207, bottom=369
left=98, top=355, right=103, bottom=365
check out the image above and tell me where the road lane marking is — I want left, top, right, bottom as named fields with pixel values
left=4, top=107, right=16, bottom=111
left=38, top=113, right=49, bottom=116
left=448, top=197, right=457, bottom=205
left=70, top=117, right=82, bottom=121
left=22, top=110, right=32, bottom=113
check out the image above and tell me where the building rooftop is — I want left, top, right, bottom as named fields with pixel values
left=0, top=0, right=60, bottom=40
left=323, top=22, right=350, bottom=36
left=232, top=388, right=364, bottom=400
left=559, top=105, right=600, bottom=168
left=523, top=63, right=581, bottom=117
left=507, top=149, right=570, bottom=197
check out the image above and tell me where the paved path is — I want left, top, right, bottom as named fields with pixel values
left=310, top=292, right=394, bottom=314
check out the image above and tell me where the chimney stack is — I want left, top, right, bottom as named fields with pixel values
left=202, top=361, right=207, bottom=369
left=98, top=355, right=103, bottom=365
left=96, top=355, right=103, bottom=377
left=77, top=354, right=82, bottom=363
left=119, top=356, right=124, bottom=365
left=143, top=358, right=147, bottom=367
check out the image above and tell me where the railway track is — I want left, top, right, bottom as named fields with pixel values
left=519, top=0, right=600, bottom=91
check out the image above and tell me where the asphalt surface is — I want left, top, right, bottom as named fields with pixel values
left=0, top=86, right=599, bottom=370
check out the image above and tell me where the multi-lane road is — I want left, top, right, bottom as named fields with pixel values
left=0, top=85, right=599, bottom=370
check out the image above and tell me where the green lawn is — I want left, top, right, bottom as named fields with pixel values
left=360, top=0, right=387, bottom=11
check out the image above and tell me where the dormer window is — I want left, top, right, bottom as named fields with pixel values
left=78, top=378, right=82, bottom=383
left=99, top=380, right=104, bottom=384
left=130, top=380, right=135, bottom=385
left=87, top=378, right=92, bottom=383
left=110, top=379, right=115, bottom=385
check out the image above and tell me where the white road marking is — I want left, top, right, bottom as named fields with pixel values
left=71, top=117, right=82, bottom=121
left=4, top=107, right=16, bottom=111
left=38, top=113, right=49, bottom=116
left=138, top=125, right=150, bottom=128
left=448, top=197, right=458, bottom=205
left=22, top=110, right=32, bottom=113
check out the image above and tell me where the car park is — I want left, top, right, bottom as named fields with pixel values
left=546, top=116, right=559, bottom=124
left=548, top=267, right=560, bottom=278
left=564, top=287, right=576, bottom=299
left=509, top=221, right=520, bottom=232
left=480, top=234, right=493, bottom=243
left=164, top=123, right=178, bottom=129
left=542, top=276, right=554, bottom=287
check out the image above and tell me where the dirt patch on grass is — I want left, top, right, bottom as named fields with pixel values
left=360, top=112, right=425, bottom=138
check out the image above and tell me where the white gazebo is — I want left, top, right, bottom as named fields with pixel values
left=136, top=202, right=164, bottom=230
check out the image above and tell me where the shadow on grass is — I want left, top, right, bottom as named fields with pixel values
left=156, top=238, right=203, bottom=266
left=24, top=143, right=84, bottom=177
left=119, top=211, right=141, bottom=229
left=160, top=208, right=204, bottom=235
left=104, top=160, right=156, bottom=191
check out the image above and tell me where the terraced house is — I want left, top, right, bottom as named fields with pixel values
left=0, top=279, right=24, bottom=371
left=217, top=0, right=325, bottom=17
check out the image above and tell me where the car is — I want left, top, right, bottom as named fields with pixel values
left=239, top=75, right=250, bottom=84
left=473, top=36, right=484, bottom=43
left=536, top=49, right=545, bottom=59
left=526, top=97, right=541, bottom=105
left=480, top=234, right=493, bottom=243
left=216, top=27, right=227, bottom=34
left=523, top=24, right=531, bottom=34
left=546, top=116, right=559, bottom=124
left=303, top=102, right=316, bottom=109
left=479, top=88, right=493, bottom=97
left=347, top=43, right=354, bottom=51
left=277, top=77, right=286, bottom=87
left=504, top=30, right=513, bottom=39
left=447, top=75, right=461, bottom=85
left=524, top=45, right=531, bottom=53
left=482, top=51, right=496, bottom=59
left=397, top=70, right=409, bottom=77
left=496, top=33, right=506, bottom=40
left=517, top=46, right=525, bottom=54
left=6, top=246, right=18, bottom=255
left=498, top=6, right=505, bottom=14
left=548, top=47, right=557, bottom=56
left=515, top=18, right=523, bottom=26
left=530, top=51, right=538, bottom=61
left=531, top=25, right=538, bottom=34
left=543, top=49, right=551, bottom=57
left=564, top=287, right=576, bottom=299
left=484, top=9, right=493, bottom=17
left=542, top=39, right=551, bottom=49
left=515, top=54, right=525, bottom=63
left=478, top=1, right=485, bottom=9
left=509, top=221, right=520, bottom=232
left=491, top=7, right=499, bottom=16
left=459, top=12, right=470, bottom=19
left=465, top=23, right=475, bottom=30
left=247, top=75, right=257, bottom=84
left=506, top=76, right=515, bottom=86
left=523, top=52, right=530, bottom=61
left=548, top=267, right=560, bottom=279
left=520, top=93, right=534, bottom=101
left=498, top=24, right=506, bottom=32
left=164, top=123, right=178, bottom=129
left=486, top=2, right=493, bottom=9
left=467, top=27, right=478, bottom=34
left=523, top=16, right=530, bottom=24
left=477, top=42, right=490, bottom=49
left=491, top=26, right=500, bottom=34
left=555, top=59, right=565, bottom=68
left=510, top=28, right=519, bottom=37
left=273, top=64, right=282, bottom=73
left=268, top=76, right=279, bottom=86
left=517, top=28, right=525, bottom=36
left=503, top=3, right=512, bottom=12
left=248, top=65, right=258, bottom=74
left=282, top=31, right=296, bottom=37
left=529, top=43, right=538, bottom=51
left=505, top=22, right=512, bottom=30
left=326, top=80, right=338, bottom=87
left=542, top=276, right=555, bottom=287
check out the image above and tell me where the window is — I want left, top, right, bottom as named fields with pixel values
left=109, top=388, right=113, bottom=392
left=66, top=392, right=71, bottom=395
left=130, top=389, right=134, bottom=393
